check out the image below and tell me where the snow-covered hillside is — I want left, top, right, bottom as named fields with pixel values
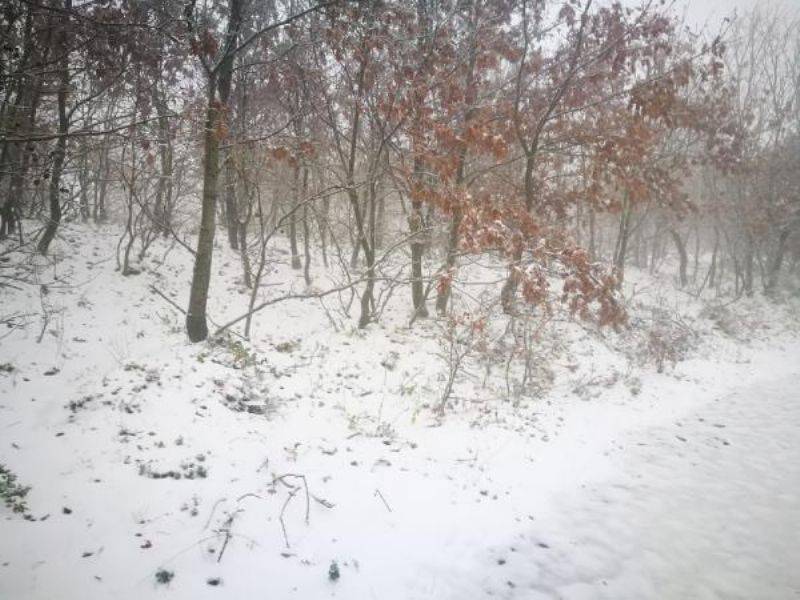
left=1, top=224, right=798, bottom=599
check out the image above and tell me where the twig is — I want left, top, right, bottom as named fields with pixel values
left=216, top=510, right=241, bottom=563
left=36, top=286, right=52, bottom=344
left=236, top=492, right=263, bottom=503
left=311, top=494, right=335, bottom=509
left=217, top=530, right=231, bottom=563
left=278, top=489, right=298, bottom=549
left=149, top=284, right=241, bottom=340
left=203, top=497, right=227, bottom=531
left=271, top=473, right=312, bottom=549
left=374, top=489, right=392, bottom=513
left=149, top=285, right=185, bottom=315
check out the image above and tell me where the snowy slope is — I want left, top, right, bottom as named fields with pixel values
left=1, top=224, right=798, bottom=599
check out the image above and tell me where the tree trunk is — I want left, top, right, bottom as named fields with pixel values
left=0, top=6, right=36, bottom=240
left=78, top=150, right=90, bottom=222
left=119, top=121, right=138, bottom=276
left=0, top=106, right=25, bottom=238
left=349, top=192, right=367, bottom=270
left=708, top=227, right=719, bottom=289
left=612, top=193, right=632, bottom=283
left=318, top=193, right=329, bottom=268
left=409, top=158, right=428, bottom=318
left=37, top=4, right=70, bottom=255
left=152, top=81, right=174, bottom=236
left=765, top=229, right=790, bottom=293
left=94, top=140, right=110, bottom=223
left=237, top=174, right=253, bottom=289
left=186, top=85, right=221, bottom=342
left=649, top=223, right=658, bottom=274
left=289, top=164, right=302, bottom=269
left=223, top=149, right=239, bottom=250
left=669, top=228, right=688, bottom=288
left=218, top=26, right=239, bottom=252
left=349, top=184, right=374, bottom=329
left=436, top=205, right=463, bottom=315
left=499, top=154, right=534, bottom=313
left=358, top=179, right=377, bottom=329
left=743, top=234, right=754, bottom=297
left=185, top=0, right=242, bottom=342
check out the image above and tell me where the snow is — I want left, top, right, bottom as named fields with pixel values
left=493, top=373, right=800, bottom=599
left=1, top=223, right=798, bottom=599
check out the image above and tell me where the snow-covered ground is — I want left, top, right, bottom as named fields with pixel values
left=1, top=224, right=798, bottom=599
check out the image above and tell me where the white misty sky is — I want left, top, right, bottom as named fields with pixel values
left=611, top=0, right=799, bottom=32
left=679, top=0, right=799, bottom=28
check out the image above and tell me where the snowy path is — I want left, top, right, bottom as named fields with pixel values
left=490, top=374, right=800, bottom=600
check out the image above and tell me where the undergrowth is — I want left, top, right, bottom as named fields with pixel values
left=0, top=463, right=31, bottom=514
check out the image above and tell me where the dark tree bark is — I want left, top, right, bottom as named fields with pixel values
left=187, top=84, right=222, bottom=342
left=669, top=228, right=688, bottom=288
left=37, top=1, right=71, bottom=255
left=186, top=0, right=243, bottom=342
left=237, top=172, right=254, bottom=289
left=78, top=150, right=90, bottom=222
left=0, top=90, right=32, bottom=238
left=349, top=192, right=368, bottom=270
left=93, top=138, right=110, bottom=223
left=409, top=157, right=428, bottom=318
left=765, top=228, right=790, bottom=293
left=743, top=233, right=754, bottom=296
left=612, top=193, right=632, bottom=283
left=0, top=5, right=36, bottom=240
left=152, top=80, right=174, bottom=236
left=218, top=13, right=240, bottom=252
left=119, top=126, right=138, bottom=276
left=317, top=192, right=330, bottom=267
left=223, top=151, right=239, bottom=250
left=289, top=164, right=302, bottom=269
left=357, top=176, right=378, bottom=329
left=499, top=154, right=533, bottom=312
left=706, top=227, right=720, bottom=290
left=302, top=168, right=312, bottom=285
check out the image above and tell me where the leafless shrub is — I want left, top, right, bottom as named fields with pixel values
left=435, top=313, right=486, bottom=416
left=497, top=315, right=556, bottom=403
left=636, top=309, right=697, bottom=373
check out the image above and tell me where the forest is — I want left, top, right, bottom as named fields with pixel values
left=1, top=0, right=799, bottom=598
